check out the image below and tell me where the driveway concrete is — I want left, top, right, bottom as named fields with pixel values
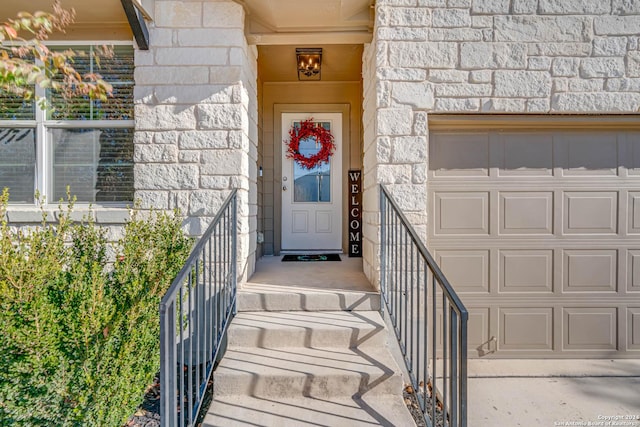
left=468, top=359, right=640, bottom=427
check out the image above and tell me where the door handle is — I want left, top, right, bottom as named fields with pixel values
left=283, top=185, right=287, bottom=191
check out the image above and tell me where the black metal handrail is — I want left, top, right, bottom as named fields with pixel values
left=380, top=185, right=468, bottom=427
left=160, top=189, right=237, bottom=427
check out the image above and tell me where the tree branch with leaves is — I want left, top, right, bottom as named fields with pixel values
left=0, top=0, right=113, bottom=107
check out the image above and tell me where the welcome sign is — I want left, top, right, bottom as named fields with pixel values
left=348, top=170, right=362, bottom=257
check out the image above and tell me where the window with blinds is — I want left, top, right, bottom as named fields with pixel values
left=0, top=44, right=134, bottom=205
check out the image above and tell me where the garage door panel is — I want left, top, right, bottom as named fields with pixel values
left=628, top=192, right=640, bottom=234
left=557, top=133, right=619, bottom=177
left=435, top=192, right=489, bottom=235
left=500, top=192, right=553, bottom=234
left=563, top=249, right=617, bottom=293
left=430, top=133, right=489, bottom=177
left=563, top=191, right=618, bottom=234
left=467, top=308, right=491, bottom=354
left=499, top=308, right=553, bottom=350
left=629, top=308, right=640, bottom=350
left=627, top=250, right=640, bottom=292
left=628, top=134, right=640, bottom=175
left=500, top=250, right=553, bottom=293
left=437, top=250, right=489, bottom=293
left=496, top=132, right=554, bottom=177
left=563, top=307, right=617, bottom=350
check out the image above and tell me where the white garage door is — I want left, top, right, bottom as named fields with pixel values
left=428, top=123, right=640, bottom=358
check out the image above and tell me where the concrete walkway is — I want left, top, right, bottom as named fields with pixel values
left=468, top=359, right=640, bottom=427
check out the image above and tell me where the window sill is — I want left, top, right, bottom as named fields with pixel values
left=4, top=205, right=131, bottom=224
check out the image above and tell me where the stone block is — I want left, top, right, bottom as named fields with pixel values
left=189, top=190, right=231, bottom=216
left=154, top=131, right=180, bottom=145
left=593, top=37, right=629, bottom=56
left=481, top=98, right=526, bottom=112
left=428, top=28, right=484, bottom=41
left=528, top=43, right=592, bottom=56
left=417, top=0, right=447, bottom=6
left=527, top=98, right=551, bottom=112
left=135, top=164, right=199, bottom=190
left=179, top=131, right=229, bottom=149
left=471, top=15, right=493, bottom=28
left=202, top=1, right=244, bottom=28
left=538, top=0, right=611, bottom=14
left=135, top=105, right=196, bottom=131
left=434, top=98, right=481, bottom=111
left=470, top=70, right=492, bottom=83
left=528, top=57, right=552, bottom=71
left=179, top=151, right=200, bottom=163
left=461, top=42, right=527, bottom=69
left=135, top=66, right=209, bottom=85
left=209, top=66, right=243, bottom=84
left=567, top=78, right=604, bottom=92
left=148, top=28, right=173, bottom=47
left=494, top=70, right=551, bottom=97
left=412, top=164, right=427, bottom=184
left=388, top=7, right=431, bottom=26
left=391, top=82, right=435, bottom=108
left=177, top=29, right=246, bottom=47
left=200, top=150, right=246, bottom=175
left=432, top=8, right=471, bottom=27
left=377, top=27, right=428, bottom=41
left=471, top=0, right=510, bottom=14
left=495, top=16, right=592, bottom=42
left=377, top=67, right=427, bottom=81
left=391, top=136, right=427, bottom=163
left=136, top=191, right=169, bottom=209
left=448, top=0, right=472, bottom=7
left=134, top=144, right=178, bottom=163
left=153, top=85, right=233, bottom=105
left=196, top=104, right=243, bottom=130
left=552, top=78, right=568, bottom=92
left=628, top=51, right=640, bottom=77
left=551, top=92, right=640, bottom=112
left=389, top=42, right=458, bottom=68
left=512, top=0, right=536, bottom=14
left=605, top=78, right=640, bottom=91
left=413, top=111, right=428, bottom=135
left=387, top=185, right=427, bottom=212
left=579, top=58, right=625, bottom=78
left=595, top=16, right=640, bottom=35
left=155, top=1, right=201, bottom=28
left=613, top=0, right=640, bottom=14
left=435, top=83, right=492, bottom=97
left=430, top=69, right=469, bottom=83
left=377, top=165, right=412, bottom=185
left=377, top=108, right=413, bottom=136
left=155, top=47, right=228, bottom=66
left=551, top=58, right=579, bottom=77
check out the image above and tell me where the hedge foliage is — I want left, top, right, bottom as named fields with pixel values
left=0, top=190, right=192, bottom=426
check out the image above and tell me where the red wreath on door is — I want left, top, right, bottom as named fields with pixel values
left=285, top=118, right=336, bottom=170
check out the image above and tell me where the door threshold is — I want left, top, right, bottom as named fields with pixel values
left=280, top=250, right=343, bottom=255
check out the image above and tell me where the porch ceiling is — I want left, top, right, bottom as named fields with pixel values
left=1, top=0, right=132, bottom=40
left=237, top=0, right=374, bottom=45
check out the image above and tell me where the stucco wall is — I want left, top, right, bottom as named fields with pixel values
left=134, top=0, right=258, bottom=282
left=362, top=0, right=640, bottom=287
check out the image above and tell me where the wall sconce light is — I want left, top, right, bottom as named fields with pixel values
left=296, top=48, right=322, bottom=81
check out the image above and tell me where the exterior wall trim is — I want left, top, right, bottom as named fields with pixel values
left=429, top=114, right=640, bottom=130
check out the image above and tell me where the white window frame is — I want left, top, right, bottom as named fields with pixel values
left=1, top=41, right=135, bottom=207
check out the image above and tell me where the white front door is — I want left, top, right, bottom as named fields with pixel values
left=281, top=113, right=342, bottom=251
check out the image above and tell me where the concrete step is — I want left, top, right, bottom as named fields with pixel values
left=227, top=311, right=387, bottom=349
left=237, top=284, right=380, bottom=312
left=213, top=345, right=404, bottom=398
left=202, top=395, right=416, bottom=427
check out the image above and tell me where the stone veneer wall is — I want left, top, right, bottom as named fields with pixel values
left=362, top=0, right=640, bottom=287
left=134, top=0, right=258, bottom=282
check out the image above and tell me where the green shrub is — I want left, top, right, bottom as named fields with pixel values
left=0, top=190, right=192, bottom=426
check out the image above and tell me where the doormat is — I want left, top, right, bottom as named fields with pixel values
left=282, top=254, right=341, bottom=262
